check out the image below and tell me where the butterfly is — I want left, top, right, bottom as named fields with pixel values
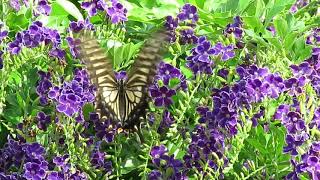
left=74, top=28, right=169, bottom=129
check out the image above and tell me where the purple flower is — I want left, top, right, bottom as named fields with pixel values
left=24, top=143, right=45, bottom=159
left=0, top=27, right=8, bottom=42
left=8, top=33, right=22, bottom=54
left=306, top=28, right=320, bottom=45
left=0, top=51, right=4, bottom=69
left=49, top=48, right=66, bottom=60
left=299, top=141, right=320, bottom=179
left=115, top=70, right=127, bottom=80
left=274, top=104, right=290, bottom=121
left=90, top=150, right=105, bottom=169
left=179, top=28, right=198, bottom=45
left=177, top=3, right=199, bottom=22
left=150, top=145, right=167, bottom=167
left=36, top=111, right=51, bottom=130
left=9, top=0, right=21, bottom=11
left=49, top=69, right=95, bottom=117
left=47, top=171, right=64, bottom=180
left=155, top=62, right=187, bottom=90
left=165, top=16, right=178, bottom=31
left=310, top=107, right=320, bottom=129
left=36, top=0, right=51, bottom=16
left=267, top=26, right=276, bottom=36
left=213, top=42, right=235, bottom=61
left=106, top=1, right=128, bottom=24
left=8, top=21, right=62, bottom=56
left=149, top=86, right=176, bottom=107
left=186, top=36, right=215, bottom=75
left=224, top=16, right=243, bottom=39
left=284, top=76, right=307, bottom=96
left=217, top=68, right=229, bottom=80
left=290, top=0, right=309, bottom=13
left=158, top=110, right=175, bottom=134
left=164, top=16, right=178, bottom=43
left=66, top=37, right=81, bottom=58
left=69, top=18, right=94, bottom=33
left=95, top=119, right=117, bottom=143
left=285, top=160, right=305, bottom=180
left=148, top=170, right=162, bottom=180
left=81, top=0, right=105, bottom=17
left=23, top=162, right=47, bottom=180
left=36, top=71, right=52, bottom=106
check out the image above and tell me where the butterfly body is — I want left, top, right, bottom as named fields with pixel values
left=75, top=28, right=168, bottom=129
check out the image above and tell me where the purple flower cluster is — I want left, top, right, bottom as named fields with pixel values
left=274, top=103, right=309, bottom=155
left=289, top=54, right=320, bottom=96
left=290, top=0, right=309, bottom=13
left=67, top=19, right=94, bottom=58
left=90, top=149, right=113, bottom=174
left=35, top=0, right=51, bottom=16
left=36, top=111, right=51, bottom=131
left=195, top=65, right=284, bottom=138
left=66, top=37, right=81, bottom=58
left=9, top=0, right=51, bottom=16
left=186, top=36, right=215, bottom=75
left=0, top=23, right=8, bottom=69
left=0, top=50, right=4, bottom=69
left=183, top=124, right=226, bottom=176
left=165, top=4, right=199, bottom=44
left=48, top=69, right=95, bottom=119
left=47, top=154, right=87, bottom=179
left=9, top=0, right=21, bottom=11
left=81, top=0, right=105, bottom=17
left=149, top=62, right=187, bottom=107
left=306, top=28, right=320, bottom=46
left=149, top=145, right=186, bottom=179
left=69, top=18, right=94, bottom=33
left=310, top=107, right=320, bottom=129
left=81, top=0, right=127, bottom=24
left=8, top=21, right=65, bottom=60
left=106, top=0, right=128, bottom=24
left=224, top=16, right=244, bottom=39
left=0, top=139, right=50, bottom=179
left=186, top=37, right=236, bottom=75
left=36, top=71, right=53, bottom=105
left=286, top=142, right=320, bottom=179
left=0, top=23, right=8, bottom=43
left=157, top=110, right=175, bottom=134
left=91, top=113, right=117, bottom=143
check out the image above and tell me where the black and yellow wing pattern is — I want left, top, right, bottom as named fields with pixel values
left=75, top=29, right=168, bottom=128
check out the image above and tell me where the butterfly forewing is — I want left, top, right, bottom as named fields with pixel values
left=75, top=31, right=121, bottom=121
left=123, top=29, right=169, bottom=126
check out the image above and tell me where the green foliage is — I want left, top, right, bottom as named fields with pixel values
left=0, top=0, right=319, bottom=179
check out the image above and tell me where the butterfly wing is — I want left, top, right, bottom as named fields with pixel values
left=123, top=29, right=169, bottom=127
left=75, top=31, right=122, bottom=121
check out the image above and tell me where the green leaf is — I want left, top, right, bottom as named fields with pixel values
left=284, top=32, right=298, bottom=50
left=246, top=138, right=268, bottom=155
left=237, top=0, right=254, bottom=13
left=180, top=66, right=193, bottom=79
left=274, top=17, right=288, bottom=39
left=6, top=13, right=29, bottom=31
left=55, top=0, right=84, bottom=20
left=242, top=16, right=263, bottom=31
left=169, top=78, right=181, bottom=89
